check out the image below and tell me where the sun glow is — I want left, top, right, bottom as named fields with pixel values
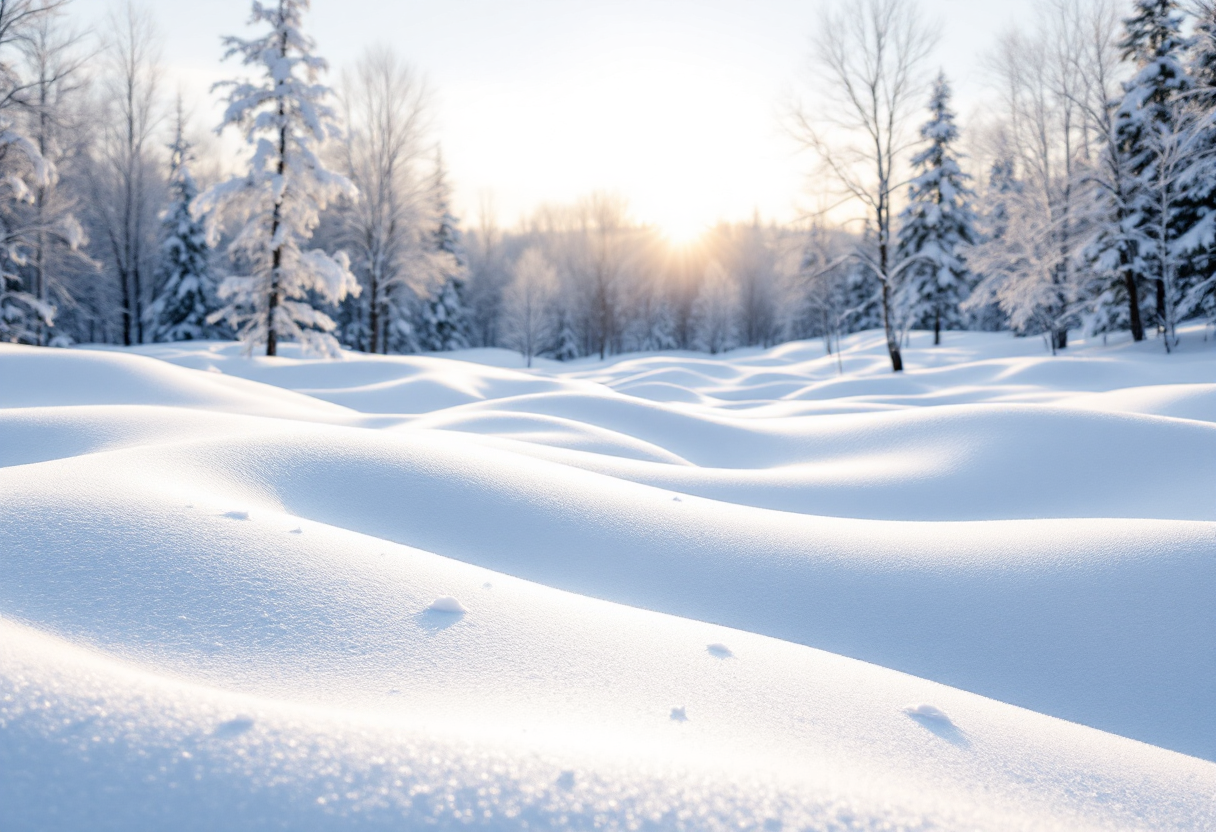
left=658, top=215, right=710, bottom=248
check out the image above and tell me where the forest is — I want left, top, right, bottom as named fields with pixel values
left=0, top=0, right=1214, bottom=373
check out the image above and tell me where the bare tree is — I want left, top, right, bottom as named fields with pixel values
left=578, top=192, right=631, bottom=359
left=338, top=45, right=432, bottom=353
left=792, top=0, right=937, bottom=371
left=971, top=2, right=1096, bottom=352
left=502, top=245, right=555, bottom=366
left=20, top=6, right=91, bottom=345
left=89, top=1, right=162, bottom=346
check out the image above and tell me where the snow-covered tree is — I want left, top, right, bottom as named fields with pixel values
left=1176, top=3, right=1216, bottom=327
left=417, top=153, right=471, bottom=351
left=1110, top=0, right=1191, bottom=337
left=548, top=306, right=579, bottom=361
left=502, top=246, right=555, bottom=367
left=146, top=102, right=220, bottom=342
left=896, top=73, right=978, bottom=344
left=692, top=262, right=736, bottom=354
left=336, top=45, right=432, bottom=353
left=418, top=274, right=470, bottom=351
left=196, top=0, right=358, bottom=357
left=0, top=0, right=72, bottom=344
left=966, top=160, right=1081, bottom=350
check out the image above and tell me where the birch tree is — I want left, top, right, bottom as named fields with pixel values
left=793, top=0, right=937, bottom=371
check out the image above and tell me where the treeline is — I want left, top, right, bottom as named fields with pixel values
left=2, top=0, right=1215, bottom=369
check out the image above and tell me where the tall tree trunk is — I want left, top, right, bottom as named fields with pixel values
left=878, top=239, right=902, bottom=372
left=267, top=77, right=287, bottom=357
left=368, top=271, right=379, bottom=354
left=1124, top=269, right=1144, bottom=342
left=120, top=268, right=132, bottom=346
left=1155, top=278, right=1166, bottom=334
left=933, top=307, right=941, bottom=346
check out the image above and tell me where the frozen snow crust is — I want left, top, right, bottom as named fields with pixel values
left=1, top=327, right=1214, bottom=830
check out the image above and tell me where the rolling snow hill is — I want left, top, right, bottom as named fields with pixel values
left=1, top=326, right=1214, bottom=831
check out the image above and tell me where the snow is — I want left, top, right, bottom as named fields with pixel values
left=427, top=595, right=467, bottom=614
left=2, top=326, right=1215, bottom=830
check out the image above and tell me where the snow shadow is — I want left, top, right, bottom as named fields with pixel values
left=906, top=712, right=971, bottom=749
left=415, top=609, right=464, bottom=633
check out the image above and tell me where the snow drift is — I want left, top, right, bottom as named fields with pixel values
left=1, top=327, right=1214, bottom=830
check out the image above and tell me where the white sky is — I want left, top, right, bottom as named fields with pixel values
left=73, top=0, right=1035, bottom=237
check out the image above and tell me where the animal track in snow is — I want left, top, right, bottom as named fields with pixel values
left=707, top=643, right=733, bottom=659
left=670, top=706, right=687, bottom=722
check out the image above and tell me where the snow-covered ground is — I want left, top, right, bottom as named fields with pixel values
left=2, top=326, right=1214, bottom=830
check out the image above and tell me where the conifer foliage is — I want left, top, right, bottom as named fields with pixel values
left=196, top=0, right=358, bottom=356
left=147, top=105, right=220, bottom=342
left=1109, top=0, right=1192, bottom=342
left=1177, top=2, right=1216, bottom=326
left=896, top=73, right=978, bottom=344
left=418, top=157, right=471, bottom=351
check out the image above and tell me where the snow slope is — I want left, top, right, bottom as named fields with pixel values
left=1, top=327, right=1214, bottom=830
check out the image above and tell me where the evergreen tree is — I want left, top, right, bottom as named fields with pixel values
left=1112, top=0, right=1191, bottom=335
left=417, top=153, right=471, bottom=351
left=895, top=73, right=978, bottom=345
left=1177, top=4, right=1216, bottom=326
left=548, top=307, right=579, bottom=361
left=418, top=277, right=470, bottom=351
left=195, top=0, right=359, bottom=357
left=147, top=103, right=221, bottom=342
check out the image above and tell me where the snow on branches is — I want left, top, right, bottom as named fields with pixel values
left=196, top=0, right=358, bottom=357
left=895, top=73, right=978, bottom=345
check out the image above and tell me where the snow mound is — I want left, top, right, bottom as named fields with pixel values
left=426, top=595, right=467, bottom=613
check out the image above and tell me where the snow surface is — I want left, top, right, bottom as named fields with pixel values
left=2, top=326, right=1215, bottom=830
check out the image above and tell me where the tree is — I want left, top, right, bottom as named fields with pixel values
left=1075, top=0, right=1148, bottom=341
left=90, top=2, right=162, bottom=346
left=793, top=0, right=937, bottom=371
left=196, top=0, right=358, bottom=357
left=797, top=220, right=853, bottom=370
left=18, top=5, right=88, bottom=347
left=691, top=262, right=736, bottom=354
left=971, top=4, right=1093, bottom=352
left=146, top=100, right=220, bottom=342
left=416, top=152, right=471, bottom=351
left=502, top=246, right=555, bottom=367
left=895, top=72, right=977, bottom=345
left=337, top=45, right=431, bottom=353
left=1175, top=1, right=1216, bottom=327
left=0, top=0, right=80, bottom=345
left=1112, top=0, right=1191, bottom=336
left=418, top=274, right=469, bottom=351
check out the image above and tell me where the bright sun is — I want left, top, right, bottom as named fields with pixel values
left=659, top=216, right=709, bottom=248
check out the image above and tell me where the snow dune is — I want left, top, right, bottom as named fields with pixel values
left=1, top=327, right=1214, bottom=830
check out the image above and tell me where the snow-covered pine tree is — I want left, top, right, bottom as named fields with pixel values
left=1111, top=0, right=1191, bottom=337
left=418, top=276, right=470, bottom=351
left=195, top=0, right=358, bottom=357
left=1176, top=4, right=1216, bottom=327
left=147, top=102, right=221, bottom=342
left=548, top=307, right=579, bottom=361
left=895, top=73, right=978, bottom=345
left=417, top=152, right=471, bottom=351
